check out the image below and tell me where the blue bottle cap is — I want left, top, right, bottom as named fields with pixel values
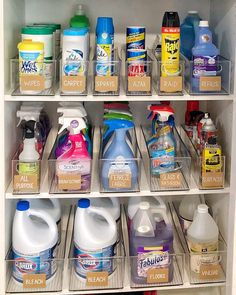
left=17, top=200, right=29, bottom=211
left=63, top=27, right=89, bottom=36
left=96, top=17, right=114, bottom=35
left=78, top=198, right=90, bottom=208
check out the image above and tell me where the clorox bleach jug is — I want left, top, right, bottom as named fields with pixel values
left=24, top=198, right=62, bottom=243
left=74, top=198, right=117, bottom=278
left=12, top=200, right=58, bottom=283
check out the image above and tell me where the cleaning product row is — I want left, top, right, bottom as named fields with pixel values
left=14, top=103, right=50, bottom=193
left=11, top=196, right=221, bottom=287
left=54, top=102, right=92, bottom=192
left=101, top=102, right=139, bottom=192
left=177, top=196, right=219, bottom=274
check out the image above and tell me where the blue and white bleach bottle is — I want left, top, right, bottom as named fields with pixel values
left=192, top=21, right=219, bottom=92
left=96, top=17, right=114, bottom=76
left=74, top=199, right=117, bottom=278
left=12, top=201, right=58, bottom=283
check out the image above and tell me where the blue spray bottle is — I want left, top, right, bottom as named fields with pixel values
left=101, top=119, right=138, bottom=191
left=147, top=105, right=176, bottom=175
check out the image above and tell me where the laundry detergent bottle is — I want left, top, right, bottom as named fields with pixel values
left=12, top=200, right=58, bottom=283
left=74, top=198, right=117, bottom=278
left=101, top=119, right=138, bottom=191
left=56, top=119, right=91, bottom=191
left=192, top=21, right=219, bottom=92
left=129, top=202, right=174, bottom=284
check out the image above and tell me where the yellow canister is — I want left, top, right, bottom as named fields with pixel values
left=18, top=40, right=44, bottom=94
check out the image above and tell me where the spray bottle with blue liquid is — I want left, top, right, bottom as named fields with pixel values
left=101, top=119, right=138, bottom=191
left=147, top=105, right=176, bottom=175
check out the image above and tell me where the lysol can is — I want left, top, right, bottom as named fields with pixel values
left=126, top=26, right=145, bottom=50
left=127, top=49, right=147, bottom=77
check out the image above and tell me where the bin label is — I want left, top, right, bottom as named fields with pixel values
left=23, top=274, right=46, bottom=289
left=86, top=271, right=108, bottom=287
left=201, top=172, right=224, bottom=188
left=61, top=76, right=86, bottom=92
left=20, top=75, right=45, bottom=91
left=14, top=175, right=38, bottom=192
left=159, top=172, right=182, bottom=188
left=147, top=268, right=169, bottom=284
left=199, top=264, right=221, bottom=280
left=95, top=76, right=118, bottom=92
left=160, top=76, right=182, bottom=92
left=199, top=76, right=221, bottom=91
left=58, top=174, right=81, bottom=190
left=109, top=172, right=131, bottom=189
left=128, top=76, right=151, bottom=92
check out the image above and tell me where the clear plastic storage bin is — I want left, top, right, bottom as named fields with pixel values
left=93, top=50, right=121, bottom=95
left=126, top=203, right=185, bottom=288
left=184, top=56, right=231, bottom=95
left=180, top=126, right=225, bottom=189
left=11, top=58, right=57, bottom=96
left=5, top=206, right=71, bottom=293
left=12, top=149, right=41, bottom=195
left=99, top=127, right=142, bottom=193
left=171, top=201, right=227, bottom=285
left=142, top=126, right=191, bottom=192
left=60, top=60, right=89, bottom=96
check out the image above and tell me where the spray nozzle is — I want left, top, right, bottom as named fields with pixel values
left=147, top=105, right=174, bottom=122
left=21, top=120, right=36, bottom=139
left=59, top=117, right=87, bottom=134
left=17, top=110, right=40, bottom=127
left=103, top=119, right=134, bottom=139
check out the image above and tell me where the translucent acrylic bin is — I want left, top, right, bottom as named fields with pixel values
left=142, top=126, right=191, bottom=192
left=127, top=203, right=185, bottom=288
left=125, top=55, right=153, bottom=96
left=93, top=50, right=121, bottom=95
left=12, top=149, right=41, bottom=195
left=11, top=58, right=57, bottom=96
left=5, top=206, right=71, bottom=293
left=156, top=59, right=184, bottom=96
left=68, top=208, right=125, bottom=292
left=60, top=60, right=89, bottom=95
left=184, top=56, right=231, bottom=95
left=171, top=201, right=227, bottom=285
left=99, top=127, right=142, bottom=193
left=48, top=131, right=93, bottom=194
left=180, top=126, right=225, bottom=189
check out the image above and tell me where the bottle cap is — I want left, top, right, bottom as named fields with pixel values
left=96, top=17, right=114, bottom=35
left=17, top=200, right=30, bottom=211
left=198, top=204, right=208, bottom=213
left=76, top=4, right=85, bottom=15
left=78, top=198, right=90, bottom=208
left=63, top=28, right=89, bottom=36
left=21, top=26, right=54, bottom=35
left=199, top=21, right=209, bottom=27
left=188, top=11, right=198, bottom=14
left=139, top=202, right=150, bottom=210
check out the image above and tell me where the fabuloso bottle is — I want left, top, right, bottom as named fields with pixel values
left=161, top=12, right=180, bottom=77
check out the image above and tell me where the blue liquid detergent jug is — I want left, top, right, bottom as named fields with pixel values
left=192, top=21, right=219, bottom=92
left=180, top=11, right=201, bottom=59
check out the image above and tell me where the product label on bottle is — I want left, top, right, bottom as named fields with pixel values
left=13, top=244, right=58, bottom=284
left=63, top=49, right=85, bottom=76
left=188, top=240, right=218, bottom=274
left=57, top=159, right=91, bottom=175
left=95, top=76, right=118, bottom=92
left=137, top=245, right=171, bottom=278
left=193, top=56, right=218, bottom=78
left=159, top=171, right=182, bottom=188
left=61, top=76, right=86, bottom=93
left=74, top=243, right=116, bottom=278
left=128, top=76, right=151, bottom=92
left=151, top=147, right=175, bottom=174
left=108, top=157, right=132, bottom=189
left=96, top=44, right=112, bottom=76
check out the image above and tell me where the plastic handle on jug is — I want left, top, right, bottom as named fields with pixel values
left=28, top=209, right=58, bottom=238
left=150, top=208, right=169, bottom=225
left=89, top=206, right=117, bottom=233
left=50, top=199, right=61, bottom=210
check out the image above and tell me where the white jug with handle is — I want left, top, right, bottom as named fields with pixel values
left=12, top=200, right=58, bottom=283
left=74, top=198, right=117, bottom=279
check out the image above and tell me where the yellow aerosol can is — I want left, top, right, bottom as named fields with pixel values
left=161, top=12, right=180, bottom=77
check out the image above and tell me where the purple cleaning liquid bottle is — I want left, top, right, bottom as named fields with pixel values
left=129, top=202, right=174, bottom=285
left=192, top=21, right=219, bottom=93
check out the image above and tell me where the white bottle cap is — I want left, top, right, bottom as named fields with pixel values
left=139, top=202, right=150, bottom=210
left=199, top=21, right=209, bottom=27
left=198, top=204, right=208, bottom=213
left=188, top=11, right=198, bottom=14
left=76, top=4, right=84, bottom=15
